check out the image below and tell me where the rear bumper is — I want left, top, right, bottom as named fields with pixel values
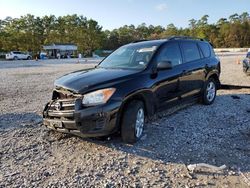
left=43, top=99, right=122, bottom=137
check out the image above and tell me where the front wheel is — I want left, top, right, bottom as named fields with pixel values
left=202, top=78, right=217, bottom=105
left=121, top=100, right=145, bottom=144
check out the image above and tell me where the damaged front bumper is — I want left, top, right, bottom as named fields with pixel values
left=43, top=97, right=122, bottom=138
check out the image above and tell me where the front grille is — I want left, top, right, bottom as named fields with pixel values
left=50, top=99, right=75, bottom=111
left=47, top=89, right=82, bottom=121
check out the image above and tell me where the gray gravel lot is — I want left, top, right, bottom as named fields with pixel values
left=0, top=56, right=250, bottom=187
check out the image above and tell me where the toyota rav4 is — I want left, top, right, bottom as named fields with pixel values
left=43, top=36, right=221, bottom=143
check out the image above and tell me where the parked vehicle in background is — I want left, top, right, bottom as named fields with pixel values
left=43, top=36, right=221, bottom=144
left=243, top=52, right=250, bottom=75
left=5, top=51, right=32, bottom=60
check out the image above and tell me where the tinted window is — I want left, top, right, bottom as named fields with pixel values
left=156, top=43, right=182, bottom=66
left=181, top=42, right=201, bottom=63
left=199, top=42, right=211, bottom=58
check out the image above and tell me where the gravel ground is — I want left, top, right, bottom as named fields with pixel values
left=0, top=55, right=250, bottom=188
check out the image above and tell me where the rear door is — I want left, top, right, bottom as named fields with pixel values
left=179, top=41, right=206, bottom=99
left=20, top=52, right=26, bottom=59
left=14, top=52, right=22, bottom=59
left=153, top=42, right=183, bottom=108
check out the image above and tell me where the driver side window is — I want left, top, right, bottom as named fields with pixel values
left=157, top=43, right=182, bottom=67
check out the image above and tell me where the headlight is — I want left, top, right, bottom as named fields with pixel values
left=82, top=88, right=116, bottom=106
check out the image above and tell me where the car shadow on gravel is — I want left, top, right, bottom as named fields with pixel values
left=83, top=93, right=250, bottom=172
left=221, top=84, right=250, bottom=90
left=0, top=112, right=42, bottom=130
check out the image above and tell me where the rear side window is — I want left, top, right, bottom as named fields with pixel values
left=199, top=42, right=211, bottom=58
left=156, top=43, right=182, bottom=66
left=181, top=42, right=201, bottom=63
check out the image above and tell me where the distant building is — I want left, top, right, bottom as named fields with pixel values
left=43, top=43, right=78, bottom=58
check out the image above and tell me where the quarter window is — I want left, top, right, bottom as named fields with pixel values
left=181, top=42, right=201, bottom=63
left=199, top=42, right=211, bottom=58
left=157, top=43, right=182, bottom=66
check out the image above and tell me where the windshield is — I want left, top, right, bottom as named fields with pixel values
left=99, top=44, right=158, bottom=70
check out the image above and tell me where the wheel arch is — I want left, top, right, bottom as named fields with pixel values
left=116, top=90, right=156, bottom=129
left=206, top=72, right=221, bottom=89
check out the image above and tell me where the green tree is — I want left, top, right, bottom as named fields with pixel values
left=1, top=12, right=250, bottom=53
left=160, top=24, right=178, bottom=38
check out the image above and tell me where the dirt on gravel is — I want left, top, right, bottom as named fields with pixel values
left=0, top=56, right=250, bottom=188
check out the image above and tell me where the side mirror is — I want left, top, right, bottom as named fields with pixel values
left=157, top=61, right=172, bottom=70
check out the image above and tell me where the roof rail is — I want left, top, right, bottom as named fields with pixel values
left=131, top=39, right=148, bottom=43
left=168, top=36, right=205, bottom=41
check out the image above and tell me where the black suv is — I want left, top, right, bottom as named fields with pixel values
left=43, top=36, right=221, bottom=143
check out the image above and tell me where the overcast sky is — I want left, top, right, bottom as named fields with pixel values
left=0, top=0, right=248, bottom=30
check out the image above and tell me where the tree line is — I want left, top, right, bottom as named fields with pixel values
left=0, top=12, right=250, bottom=55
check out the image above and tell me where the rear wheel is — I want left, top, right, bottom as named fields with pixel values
left=202, top=78, right=217, bottom=105
left=14, top=56, right=18, bottom=60
left=121, top=100, right=145, bottom=144
left=27, top=56, right=31, bottom=60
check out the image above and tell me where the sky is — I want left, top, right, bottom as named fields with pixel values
left=0, top=0, right=249, bottom=30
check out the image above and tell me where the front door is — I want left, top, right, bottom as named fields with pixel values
left=153, top=42, right=183, bottom=108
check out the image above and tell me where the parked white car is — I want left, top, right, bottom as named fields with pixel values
left=5, top=51, right=32, bottom=60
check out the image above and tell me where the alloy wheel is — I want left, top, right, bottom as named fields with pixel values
left=135, top=108, right=144, bottom=138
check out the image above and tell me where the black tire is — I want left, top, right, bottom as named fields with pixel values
left=14, top=56, right=18, bottom=60
left=121, top=100, right=145, bottom=144
left=202, top=78, right=217, bottom=105
left=27, top=56, right=31, bottom=60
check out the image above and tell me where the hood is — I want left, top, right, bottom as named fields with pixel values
left=54, top=68, right=139, bottom=93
